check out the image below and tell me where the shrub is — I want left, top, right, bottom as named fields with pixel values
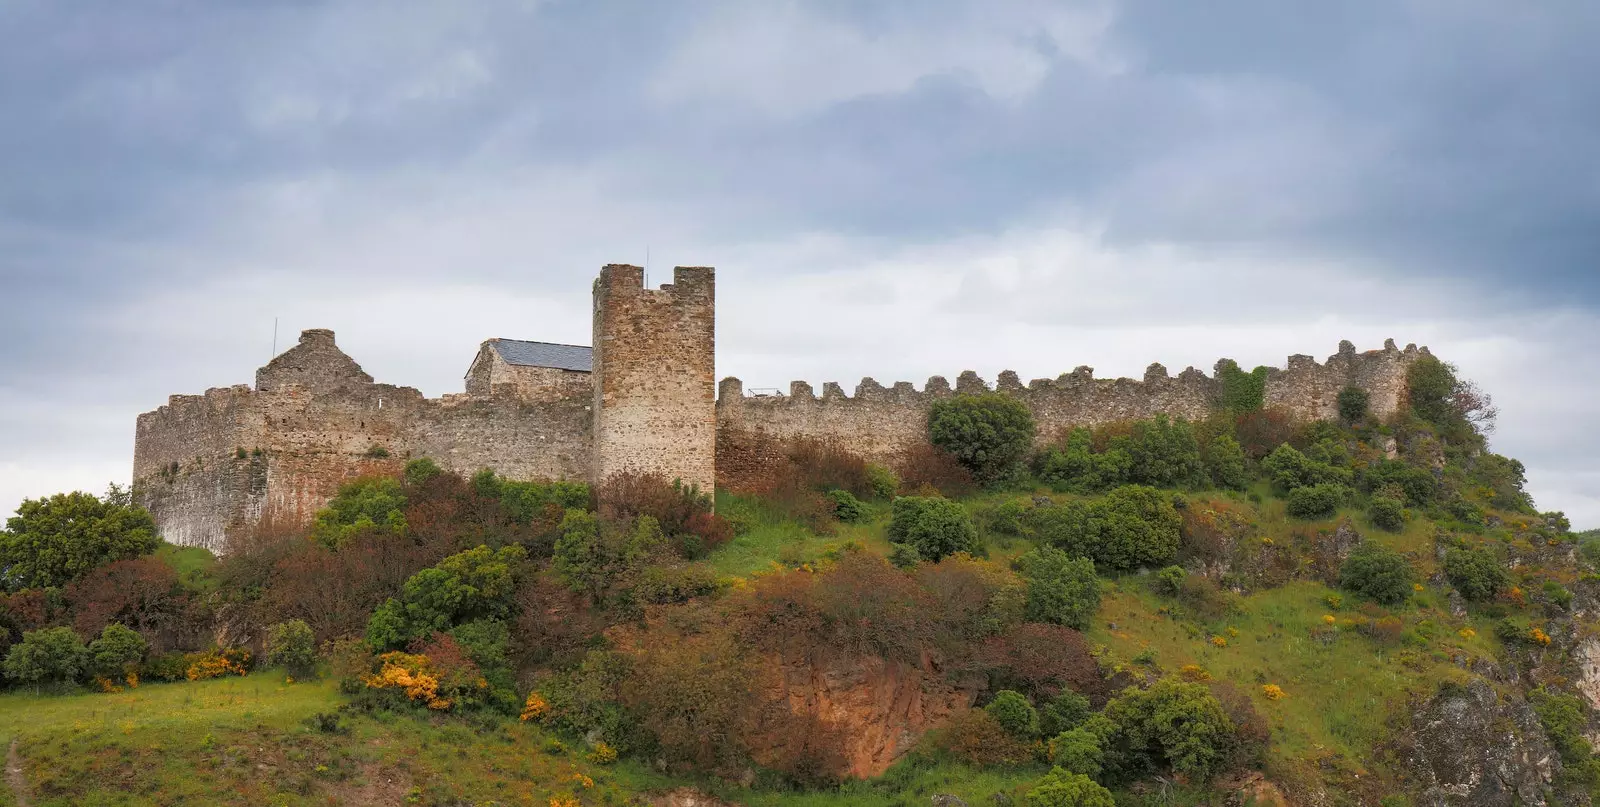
left=931, top=709, right=1033, bottom=767
left=1014, top=547, right=1100, bottom=631
left=825, top=489, right=867, bottom=523
left=985, top=690, right=1040, bottom=740
left=1047, top=728, right=1105, bottom=778
left=980, top=623, right=1105, bottom=703
left=1099, top=677, right=1235, bottom=783
left=1285, top=484, right=1347, bottom=520
left=1529, top=688, right=1593, bottom=767
left=1368, top=496, right=1406, bottom=531
left=1216, top=360, right=1268, bottom=413
left=895, top=442, right=976, bottom=497
left=3, top=626, right=89, bottom=687
left=1362, top=460, right=1438, bottom=506
left=402, top=457, right=444, bottom=486
left=1123, top=415, right=1204, bottom=488
left=1339, top=543, right=1415, bottom=605
left=309, top=476, right=408, bottom=547
left=184, top=648, right=252, bottom=680
left=1033, top=428, right=1130, bottom=494
left=1024, top=766, right=1115, bottom=807
left=87, top=624, right=147, bottom=679
left=865, top=464, right=900, bottom=499
left=367, top=544, right=527, bottom=649
left=1155, top=565, right=1187, bottom=595
left=265, top=619, right=318, bottom=678
left=1026, top=486, right=1181, bottom=571
left=1204, top=434, right=1249, bottom=490
left=1337, top=386, right=1370, bottom=424
left=928, top=393, right=1037, bottom=484
left=887, top=497, right=980, bottom=563
left=1039, top=690, right=1092, bottom=737
left=1, top=489, right=160, bottom=590
left=1262, top=444, right=1352, bottom=492
left=594, top=472, right=730, bottom=555
left=1443, top=546, right=1508, bottom=602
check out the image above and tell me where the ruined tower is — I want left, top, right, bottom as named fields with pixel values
left=591, top=264, right=716, bottom=497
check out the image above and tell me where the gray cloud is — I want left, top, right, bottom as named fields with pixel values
left=2, top=0, right=1598, bottom=525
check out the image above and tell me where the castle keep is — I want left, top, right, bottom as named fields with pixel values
left=133, top=264, right=1430, bottom=552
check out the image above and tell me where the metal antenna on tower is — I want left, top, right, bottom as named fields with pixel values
left=271, top=317, right=278, bottom=360
left=645, top=245, right=650, bottom=287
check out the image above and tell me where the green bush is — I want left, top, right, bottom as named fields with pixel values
left=265, top=619, right=318, bottom=678
left=1, top=489, right=160, bottom=590
left=367, top=544, right=528, bottom=649
left=3, top=626, right=89, bottom=687
left=1407, top=355, right=1459, bottom=427
left=1368, top=496, right=1406, bottom=531
left=1363, top=460, right=1438, bottom=506
left=1285, top=484, right=1347, bottom=520
left=1123, top=416, right=1204, bottom=488
left=1099, top=677, right=1235, bottom=782
left=1039, top=690, right=1092, bottom=737
left=309, top=476, right=407, bottom=547
left=887, top=497, right=980, bottom=563
left=1216, top=360, right=1268, bottom=412
left=1542, top=581, right=1574, bottom=611
left=865, top=464, right=900, bottom=499
left=1026, top=486, right=1181, bottom=571
left=87, top=624, right=147, bottom=679
left=1155, top=565, right=1187, bottom=596
left=1337, top=386, right=1370, bottom=424
left=1014, top=547, right=1101, bottom=631
left=1529, top=688, right=1593, bottom=767
left=1261, top=444, right=1352, bottom=492
left=1047, top=727, right=1105, bottom=778
left=928, top=393, right=1037, bottom=484
left=1033, top=428, right=1129, bottom=493
left=985, top=690, right=1040, bottom=740
left=402, top=457, right=443, bottom=486
left=1339, top=543, right=1415, bottom=604
left=825, top=489, right=867, bottom=523
left=1204, top=434, right=1249, bottom=490
left=1443, top=546, right=1508, bottom=602
left=1024, top=766, right=1115, bottom=807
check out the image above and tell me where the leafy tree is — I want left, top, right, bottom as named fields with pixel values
left=1285, top=484, right=1348, bottom=520
left=887, top=497, right=980, bottom=563
left=87, top=623, right=147, bottom=679
left=1261, top=444, right=1352, bottom=492
left=1155, top=565, right=1187, bottom=595
left=1407, top=355, right=1498, bottom=437
left=402, top=457, right=444, bottom=486
left=1039, top=690, right=1093, bottom=737
left=1033, top=428, right=1129, bottom=493
left=1099, top=677, right=1235, bottom=782
left=1216, top=360, right=1268, bottom=412
left=1337, top=386, right=1370, bottom=424
left=1014, top=547, right=1100, bottom=630
left=552, top=508, right=609, bottom=597
left=473, top=469, right=592, bottom=525
left=1203, top=434, right=1249, bottom=491
left=1121, top=416, right=1204, bottom=488
left=1339, top=543, right=1414, bottom=604
left=1, top=490, right=159, bottom=591
left=825, top=489, right=867, bottom=523
left=1047, top=727, right=1105, bottom=778
left=366, top=544, right=527, bottom=649
left=1368, top=496, right=1406, bottom=531
left=3, top=626, right=89, bottom=687
left=985, top=689, right=1040, bottom=740
left=309, top=476, right=407, bottom=547
left=1026, top=486, right=1181, bottom=571
left=1025, top=767, right=1115, bottom=807
left=265, top=619, right=318, bottom=678
left=928, top=393, right=1037, bottom=484
left=1443, top=546, right=1508, bottom=602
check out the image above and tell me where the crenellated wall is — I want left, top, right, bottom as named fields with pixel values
left=714, top=339, right=1428, bottom=489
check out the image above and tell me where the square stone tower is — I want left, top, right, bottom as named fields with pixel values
left=591, top=264, right=716, bottom=497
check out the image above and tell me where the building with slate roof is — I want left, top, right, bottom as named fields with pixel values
left=464, top=338, right=594, bottom=402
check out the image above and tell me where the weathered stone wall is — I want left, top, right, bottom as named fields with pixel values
left=134, top=329, right=592, bottom=552
left=592, top=265, right=716, bottom=495
left=463, top=344, right=592, bottom=402
left=714, top=339, right=1427, bottom=489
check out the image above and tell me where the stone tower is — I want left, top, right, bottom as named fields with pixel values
left=591, top=264, right=716, bottom=497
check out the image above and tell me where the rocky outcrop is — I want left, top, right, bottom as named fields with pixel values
left=761, top=653, right=980, bottom=779
left=1402, top=678, right=1560, bottom=806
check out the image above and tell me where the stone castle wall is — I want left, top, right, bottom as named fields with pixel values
left=592, top=265, right=717, bottom=496
left=714, top=339, right=1428, bottom=490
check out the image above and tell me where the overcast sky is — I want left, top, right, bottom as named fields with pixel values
left=2, top=1, right=1598, bottom=527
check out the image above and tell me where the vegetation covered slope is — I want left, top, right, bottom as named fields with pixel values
left=0, top=354, right=1596, bottom=806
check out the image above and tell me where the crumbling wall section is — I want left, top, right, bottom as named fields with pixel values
left=592, top=265, right=716, bottom=495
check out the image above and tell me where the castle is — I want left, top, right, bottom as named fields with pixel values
left=133, top=264, right=1431, bottom=552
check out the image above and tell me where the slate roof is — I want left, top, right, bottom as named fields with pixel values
left=488, top=339, right=593, bottom=372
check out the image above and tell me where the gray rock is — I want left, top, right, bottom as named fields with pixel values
left=1404, top=678, right=1560, bottom=806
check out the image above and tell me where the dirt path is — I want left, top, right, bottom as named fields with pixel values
left=6, top=738, right=29, bottom=807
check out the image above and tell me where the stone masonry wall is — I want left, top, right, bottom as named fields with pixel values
left=715, top=339, right=1427, bottom=490
left=592, top=265, right=716, bottom=496
left=464, top=344, right=592, bottom=402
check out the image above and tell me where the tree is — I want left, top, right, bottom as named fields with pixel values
left=1047, top=728, right=1105, bottom=778
left=1015, top=547, right=1100, bottom=630
left=87, top=623, right=147, bottom=679
left=928, top=393, right=1037, bottom=484
left=3, top=626, right=89, bottom=687
left=1285, top=484, right=1348, bottom=520
left=1261, top=444, right=1351, bottom=492
left=1025, top=767, right=1115, bottom=807
left=1339, top=543, right=1414, bottom=604
left=265, top=619, right=318, bottom=678
left=887, top=497, right=980, bottom=563
left=1026, top=486, right=1181, bottom=571
left=309, top=476, right=407, bottom=547
left=1368, top=496, right=1406, bottom=531
left=1204, top=434, right=1249, bottom=491
left=1122, top=416, right=1204, bottom=488
left=1099, top=677, right=1235, bottom=782
left=1407, top=355, right=1499, bottom=437
left=1443, top=546, right=1508, bottom=602
left=1337, top=386, right=1370, bottom=424
left=985, top=690, right=1040, bottom=740
left=1, top=490, right=159, bottom=591
left=366, top=544, right=527, bottom=650
left=1040, top=690, right=1092, bottom=737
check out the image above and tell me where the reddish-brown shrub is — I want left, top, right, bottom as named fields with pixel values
left=896, top=443, right=974, bottom=497
left=1234, top=409, right=1295, bottom=459
left=748, top=705, right=849, bottom=787
left=928, top=709, right=1033, bottom=767
left=65, top=556, right=190, bottom=651
left=809, top=553, right=932, bottom=663
left=411, top=632, right=486, bottom=694
left=979, top=622, right=1105, bottom=702
left=781, top=438, right=873, bottom=498
left=915, top=555, right=1023, bottom=646
left=262, top=534, right=430, bottom=643
left=734, top=567, right=826, bottom=653
left=617, top=631, right=755, bottom=773
left=595, top=471, right=732, bottom=556
left=512, top=574, right=606, bottom=671
left=1208, top=679, right=1268, bottom=770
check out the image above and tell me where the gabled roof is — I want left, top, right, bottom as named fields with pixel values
left=488, top=339, right=593, bottom=372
